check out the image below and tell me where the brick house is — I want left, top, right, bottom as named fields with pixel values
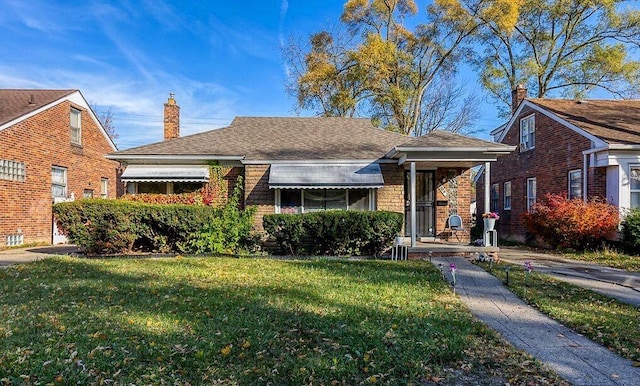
left=108, top=96, right=513, bottom=246
left=476, top=86, right=640, bottom=242
left=0, top=89, right=119, bottom=246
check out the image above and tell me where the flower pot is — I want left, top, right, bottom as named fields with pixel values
left=483, top=218, right=496, bottom=231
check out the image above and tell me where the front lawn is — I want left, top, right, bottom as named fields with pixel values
left=479, top=261, right=640, bottom=364
left=562, top=249, right=640, bottom=271
left=0, top=257, right=566, bottom=384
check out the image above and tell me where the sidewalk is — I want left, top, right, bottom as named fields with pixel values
left=432, top=256, right=640, bottom=386
left=498, top=246, right=640, bottom=307
left=0, top=245, right=80, bottom=267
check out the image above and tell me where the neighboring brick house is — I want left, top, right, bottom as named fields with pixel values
left=476, top=86, right=640, bottom=242
left=108, top=96, right=513, bottom=246
left=0, top=89, right=119, bottom=246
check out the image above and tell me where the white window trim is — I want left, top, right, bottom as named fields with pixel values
left=504, top=181, right=512, bottom=210
left=630, top=164, right=640, bottom=209
left=527, top=177, right=537, bottom=212
left=101, top=178, right=108, bottom=198
left=70, top=108, right=82, bottom=145
left=519, top=114, right=536, bottom=152
left=568, top=169, right=582, bottom=200
left=52, top=166, right=68, bottom=198
left=274, top=188, right=376, bottom=214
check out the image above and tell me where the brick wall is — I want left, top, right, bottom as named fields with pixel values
left=436, top=168, right=472, bottom=242
left=207, top=166, right=243, bottom=208
left=244, top=164, right=274, bottom=231
left=477, top=105, right=605, bottom=241
left=588, top=166, right=607, bottom=199
left=0, top=101, right=119, bottom=246
left=377, top=164, right=404, bottom=214
left=163, top=97, right=180, bottom=140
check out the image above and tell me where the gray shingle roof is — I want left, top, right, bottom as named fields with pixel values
left=113, top=117, right=408, bottom=160
left=111, top=116, right=509, bottom=161
left=399, top=130, right=513, bottom=149
left=0, top=89, right=77, bottom=126
left=528, top=99, right=640, bottom=145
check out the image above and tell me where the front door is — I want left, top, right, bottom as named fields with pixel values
left=404, top=171, right=435, bottom=238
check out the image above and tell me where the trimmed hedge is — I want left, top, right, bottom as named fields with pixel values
left=263, top=211, right=403, bottom=257
left=621, top=209, right=640, bottom=255
left=53, top=199, right=256, bottom=255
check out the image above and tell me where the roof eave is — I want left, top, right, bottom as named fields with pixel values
left=105, top=154, right=245, bottom=161
left=582, top=144, right=640, bottom=155
left=392, top=146, right=516, bottom=154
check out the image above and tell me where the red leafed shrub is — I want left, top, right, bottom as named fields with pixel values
left=521, top=193, right=619, bottom=250
left=120, top=192, right=203, bottom=205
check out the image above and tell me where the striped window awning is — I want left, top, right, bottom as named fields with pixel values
left=121, top=165, right=210, bottom=183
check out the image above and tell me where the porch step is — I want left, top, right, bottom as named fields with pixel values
left=406, top=243, right=499, bottom=260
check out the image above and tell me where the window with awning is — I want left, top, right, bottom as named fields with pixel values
left=120, top=165, right=210, bottom=183
left=270, top=163, right=382, bottom=213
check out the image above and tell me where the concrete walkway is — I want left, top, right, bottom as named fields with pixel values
left=432, top=256, right=640, bottom=386
left=0, top=245, right=80, bottom=267
left=498, top=246, right=640, bottom=307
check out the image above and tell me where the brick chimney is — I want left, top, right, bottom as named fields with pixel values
left=163, top=93, right=180, bottom=141
left=511, top=84, right=527, bottom=114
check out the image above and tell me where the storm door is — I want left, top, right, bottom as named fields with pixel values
left=404, top=171, right=435, bottom=237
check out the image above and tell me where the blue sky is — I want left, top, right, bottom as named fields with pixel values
left=0, top=0, right=503, bottom=149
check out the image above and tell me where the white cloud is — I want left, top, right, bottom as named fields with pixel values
left=0, top=63, right=238, bottom=149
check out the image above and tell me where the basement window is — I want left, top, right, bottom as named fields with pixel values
left=0, top=159, right=26, bottom=182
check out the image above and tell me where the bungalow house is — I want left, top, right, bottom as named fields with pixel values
left=476, top=86, right=640, bottom=242
left=108, top=96, right=514, bottom=246
left=0, top=89, right=119, bottom=246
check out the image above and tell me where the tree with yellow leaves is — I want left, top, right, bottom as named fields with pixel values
left=286, top=0, right=521, bottom=135
left=474, top=0, right=640, bottom=116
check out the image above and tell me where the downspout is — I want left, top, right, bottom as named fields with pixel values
left=583, top=153, right=588, bottom=202
left=484, top=162, right=490, bottom=214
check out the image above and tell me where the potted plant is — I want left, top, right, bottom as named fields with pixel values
left=482, top=212, right=500, bottom=230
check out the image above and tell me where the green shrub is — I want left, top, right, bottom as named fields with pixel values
left=362, top=211, right=404, bottom=257
left=54, top=200, right=218, bottom=254
left=262, top=214, right=306, bottom=256
left=521, top=193, right=619, bottom=250
left=263, top=211, right=403, bottom=257
left=620, top=209, right=640, bottom=255
left=188, top=180, right=257, bottom=254
left=54, top=179, right=256, bottom=255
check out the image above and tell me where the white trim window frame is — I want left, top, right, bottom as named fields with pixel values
left=504, top=181, right=512, bottom=210
left=568, top=169, right=582, bottom=200
left=519, top=114, right=536, bottom=151
left=70, top=108, right=82, bottom=145
left=275, top=188, right=376, bottom=214
left=52, top=166, right=68, bottom=198
left=101, top=178, right=109, bottom=198
left=630, top=165, right=640, bottom=209
left=526, top=177, right=537, bottom=212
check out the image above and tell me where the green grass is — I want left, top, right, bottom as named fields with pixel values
left=480, top=261, right=640, bottom=363
left=0, top=257, right=566, bottom=385
left=561, top=249, right=640, bottom=271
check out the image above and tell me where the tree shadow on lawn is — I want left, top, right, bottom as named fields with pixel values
left=0, top=257, right=549, bottom=384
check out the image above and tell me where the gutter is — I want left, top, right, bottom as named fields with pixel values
left=386, top=146, right=516, bottom=158
left=105, top=154, right=245, bottom=161
left=582, top=144, right=640, bottom=156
